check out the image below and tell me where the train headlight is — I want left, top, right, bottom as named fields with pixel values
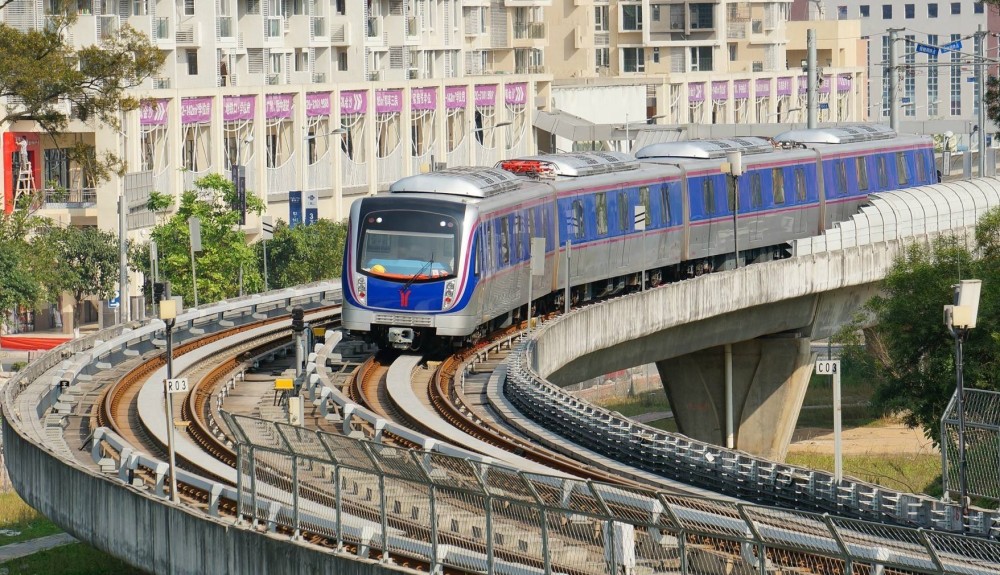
left=442, top=279, right=457, bottom=310
left=355, top=275, right=367, bottom=305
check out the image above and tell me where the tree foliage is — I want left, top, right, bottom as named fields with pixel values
left=0, top=214, right=40, bottom=329
left=0, top=3, right=163, bottom=184
left=257, top=219, right=347, bottom=289
left=837, top=209, right=1000, bottom=443
left=149, top=174, right=264, bottom=306
left=37, top=224, right=119, bottom=327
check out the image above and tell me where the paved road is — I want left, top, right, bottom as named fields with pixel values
left=0, top=533, right=76, bottom=563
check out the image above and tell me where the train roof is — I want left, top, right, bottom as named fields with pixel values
left=496, top=151, right=639, bottom=178
left=388, top=166, right=524, bottom=199
left=634, top=137, right=775, bottom=161
left=772, top=124, right=897, bottom=145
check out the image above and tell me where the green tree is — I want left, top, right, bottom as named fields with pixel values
left=0, top=2, right=163, bottom=205
left=150, top=174, right=264, bottom=305
left=0, top=211, right=53, bottom=330
left=257, top=219, right=347, bottom=289
left=39, top=224, right=119, bottom=328
left=837, top=210, right=1000, bottom=443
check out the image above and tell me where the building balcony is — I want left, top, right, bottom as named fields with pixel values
left=513, top=22, right=545, bottom=40
left=330, top=21, right=351, bottom=45
left=176, top=22, right=202, bottom=46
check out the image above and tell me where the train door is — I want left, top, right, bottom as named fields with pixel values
left=746, top=170, right=764, bottom=246
left=615, top=189, right=629, bottom=269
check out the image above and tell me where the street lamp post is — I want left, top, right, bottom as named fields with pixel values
left=160, top=297, right=180, bottom=504
left=944, top=279, right=982, bottom=518
left=233, top=135, right=253, bottom=298
left=723, top=150, right=744, bottom=268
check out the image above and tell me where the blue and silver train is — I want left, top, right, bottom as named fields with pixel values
left=342, top=125, right=936, bottom=350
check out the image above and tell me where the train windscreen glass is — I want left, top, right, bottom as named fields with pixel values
left=359, top=210, right=459, bottom=281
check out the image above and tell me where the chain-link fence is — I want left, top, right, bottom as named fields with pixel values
left=942, top=388, right=1000, bottom=506
left=223, top=412, right=1000, bottom=575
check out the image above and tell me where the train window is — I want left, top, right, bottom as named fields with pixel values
left=896, top=152, right=908, bottom=185
left=794, top=167, right=806, bottom=202
left=876, top=156, right=889, bottom=188
left=596, top=193, right=608, bottom=235
left=572, top=199, right=585, bottom=239
left=856, top=157, right=869, bottom=191
left=617, top=191, right=628, bottom=232
left=835, top=161, right=848, bottom=196
left=639, top=186, right=651, bottom=227
left=474, top=236, right=482, bottom=276
left=750, top=172, right=762, bottom=208
left=527, top=207, right=536, bottom=239
left=772, top=168, right=785, bottom=204
left=500, top=216, right=510, bottom=266
left=703, top=178, right=716, bottom=215
left=726, top=177, right=736, bottom=213
left=485, top=221, right=494, bottom=271
left=916, top=152, right=927, bottom=182
left=659, top=183, right=672, bottom=224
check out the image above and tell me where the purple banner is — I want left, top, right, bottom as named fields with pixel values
left=140, top=99, right=168, bottom=126
left=475, top=84, right=497, bottom=107
left=711, top=81, right=728, bottom=101
left=340, top=90, right=367, bottom=115
left=837, top=75, right=852, bottom=92
left=504, top=82, right=527, bottom=106
left=181, top=97, right=212, bottom=124
left=733, top=80, right=750, bottom=100
left=411, top=87, right=437, bottom=111
left=375, top=90, right=403, bottom=114
left=223, top=95, right=255, bottom=122
left=776, top=77, right=792, bottom=97
left=445, top=86, right=467, bottom=109
left=306, top=92, right=331, bottom=116
left=820, top=74, right=832, bottom=94
left=265, top=94, right=294, bottom=119
left=688, top=82, right=705, bottom=103
left=755, top=78, right=771, bottom=97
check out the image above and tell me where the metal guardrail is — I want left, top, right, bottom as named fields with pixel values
left=942, top=389, right=1000, bottom=506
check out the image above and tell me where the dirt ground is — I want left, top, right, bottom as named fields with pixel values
left=788, top=423, right=939, bottom=456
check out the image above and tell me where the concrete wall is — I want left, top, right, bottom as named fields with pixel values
left=2, top=420, right=413, bottom=575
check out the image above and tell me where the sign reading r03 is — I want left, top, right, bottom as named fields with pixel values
left=814, top=360, right=840, bottom=375
left=166, top=377, right=189, bottom=394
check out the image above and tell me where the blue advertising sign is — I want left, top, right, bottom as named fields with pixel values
left=941, top=40, right=962, bottom=52
left=289, top=190, right=303, bottom=228
left=915, top=43, right=940, bottom=56
left=304, top=192, right=318, bottom=225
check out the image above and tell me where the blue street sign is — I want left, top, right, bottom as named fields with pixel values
left=968, top=77, right=976, bottom=82
left=942, top=40, right=962, bottom=52
left=916, top=43, right=940, bottom=56
left=819, top=103, right=830, bottom=110
left=289, top=190, right=302, bottom=228
left=901, top=97, right=911, bottom=104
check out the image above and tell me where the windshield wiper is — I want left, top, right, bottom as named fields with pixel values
left=401, top=253, right=434, bottom=292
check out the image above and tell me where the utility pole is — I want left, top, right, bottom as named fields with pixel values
left=888, top=28, right=903, bottom=131
left=976, top=25, right=987, bottom=177
left=807, top=28, right=818, bottom=129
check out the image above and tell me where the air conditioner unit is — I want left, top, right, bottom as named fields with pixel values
left=407, top=67, right=419, bottom=79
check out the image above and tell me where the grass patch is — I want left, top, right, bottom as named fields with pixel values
left=0, top=543, right=148, bottom=575
left=785, top=452, right=942, bottom=495
left=0, top=492, right=61, bottom=545
left=600, top=389, right=670, bottom=418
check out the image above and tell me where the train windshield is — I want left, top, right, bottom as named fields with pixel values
left=358, top=209, right=460, bottom=281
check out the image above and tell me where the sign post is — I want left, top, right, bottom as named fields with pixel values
left=815, top=359, right=842, bottom=482
left=527, top=237, right=546, bottom=332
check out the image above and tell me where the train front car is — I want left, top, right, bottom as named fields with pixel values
left=342, top=167, right=524, bottom=350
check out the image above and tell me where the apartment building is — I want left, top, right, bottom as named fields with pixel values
left=792, top=0, right=1000, bottom=128
left=1, top=0, right=551, bottom=234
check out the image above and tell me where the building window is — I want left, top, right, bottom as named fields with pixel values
left=595, top=48, right=610, bottom=70
left=595, top=6, right=609, bottom=32
left=184, top=0, right=194, bottom=15
left=928, top=3, right=938, bottom=16
left=837, top=5, right=847, bottom=19
left=689, top=3, right=713, bottom=29
left=335, top=0, right=345, bottom=15
left=623, top=47, right=645, bottom=72
left=43, top=149, right=70, bottom=191
left=860, top=5, right=870, bottom=17
left=690, top=46, right=712, bottom=71
left=951, top=2, right=960, bottom=14
left=651, top=4, right=661, bottom=20
left=975, top=2, right=984, bottom=13
left=622, top=5, right=642, bottom=31
left=728, top=43, right=737, bottom=61
left=186, top=49, right=198, bottom=75
left=247, top=0, right=260, bottom=14
left=882, top=4, right=892, bottom=18
left=652, top=47, right=660, bottom=63
left=338, top=51, right=348, bottom=71
left=904, top=4, right=914, bottom=17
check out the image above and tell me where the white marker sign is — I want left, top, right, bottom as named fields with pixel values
left=166, top=377, right=189, bottom=394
